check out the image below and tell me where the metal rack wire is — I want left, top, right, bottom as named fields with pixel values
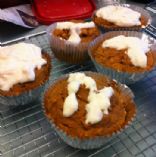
left=0, top=28, right=156, bottom=157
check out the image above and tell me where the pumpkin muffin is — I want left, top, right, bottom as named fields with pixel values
left=92, top=4, right=151, bottom=31
left=43, top=72, right=136, bottom=149
left=88, top=31, right=156, bottom=84
left=0, top=42, right=51, bottom=106
left=47, top=20, right=100, bottom=64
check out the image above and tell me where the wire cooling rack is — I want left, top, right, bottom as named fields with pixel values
left=0, top=30, right=156, bottom=157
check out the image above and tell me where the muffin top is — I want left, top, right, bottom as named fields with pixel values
left=0, top=43, right=51, bottom=96
left=53, top=21, right=100, bottom=44
left=96, top=5, right=141, bottom=27
left=103, top=35, right=149, bottom=68
left=63, top=73, right=114, bottom=124
left=91, top=35, right=154, bottom=72
left=44, top=72, right=136, bottom=138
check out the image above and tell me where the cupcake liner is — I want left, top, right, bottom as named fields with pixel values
left=0, top=85, right=44, bottom=106
left=96, top=0, right=120, bottom=9
left=92, top=4, right=152, bottom=32
left=0, top=52, right=52, bottom=107
left=88, top=31, right=156, bottom=84
left=46, top=23, right=91, bottom=64
left=42, top=71, right=136, bottom=149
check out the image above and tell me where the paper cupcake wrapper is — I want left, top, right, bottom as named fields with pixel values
left=96, top=0, right=120, bottom=9
left=42, top=71, right=136, bottom=149
left=0, top=52, right=52, bottom=107
left=92, top=4, right=152, bottom=32
left=0, top=85, right=44, bottom=106
left=88, top=31, right=156, bottom=84
left=46, top=23, right=91, bottom=64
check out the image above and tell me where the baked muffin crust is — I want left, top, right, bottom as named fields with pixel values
left=53, top=21, right=100, bottom=43
left=0, top=53, right=51, bottom=96
left=44, top=73, right=136, bottom=139
left=91, top=40, right=154, bottom=73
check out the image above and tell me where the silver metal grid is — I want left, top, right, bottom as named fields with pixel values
left=0, top=30, right=156, bottom=157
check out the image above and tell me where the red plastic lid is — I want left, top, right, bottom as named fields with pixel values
left=32, top=0, right=96, bottom=25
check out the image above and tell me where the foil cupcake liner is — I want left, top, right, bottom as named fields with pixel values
left=42, top=71, right=136, bottom=149
left=92, top=4, right=152, bottom=32
left=46, top=23, right=91, bottom=64
left=88, top=31, right=156, bottom=84
left=0, top=85, right=44, bottom=106
left=0, top=52, right=52, bottom=107
left=96, top=0, right=120, bottom=9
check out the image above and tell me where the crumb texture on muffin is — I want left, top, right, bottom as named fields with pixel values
left=0, top=43, right=51, bottom=96
left=44, top=73, right=136, bottom=139
left=91, top=36, right=154, bottom=73
left=53, top=21, right=100, bottom=44
left=93, top=5, right=147, bottom=29
left=63, top=73, right=114, bottom=125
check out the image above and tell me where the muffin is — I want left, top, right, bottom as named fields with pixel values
left=47, top=20, right=100, bottom=64
left=0, top=42, right=51, bottom=106
left=88, top=31, right=156, bottom=84
left=43, top=72, right=136, bottom=149
left=92, top=4, right=151, bottom=32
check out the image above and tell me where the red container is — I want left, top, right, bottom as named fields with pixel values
left=32, top=0, right=96, bottom=25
